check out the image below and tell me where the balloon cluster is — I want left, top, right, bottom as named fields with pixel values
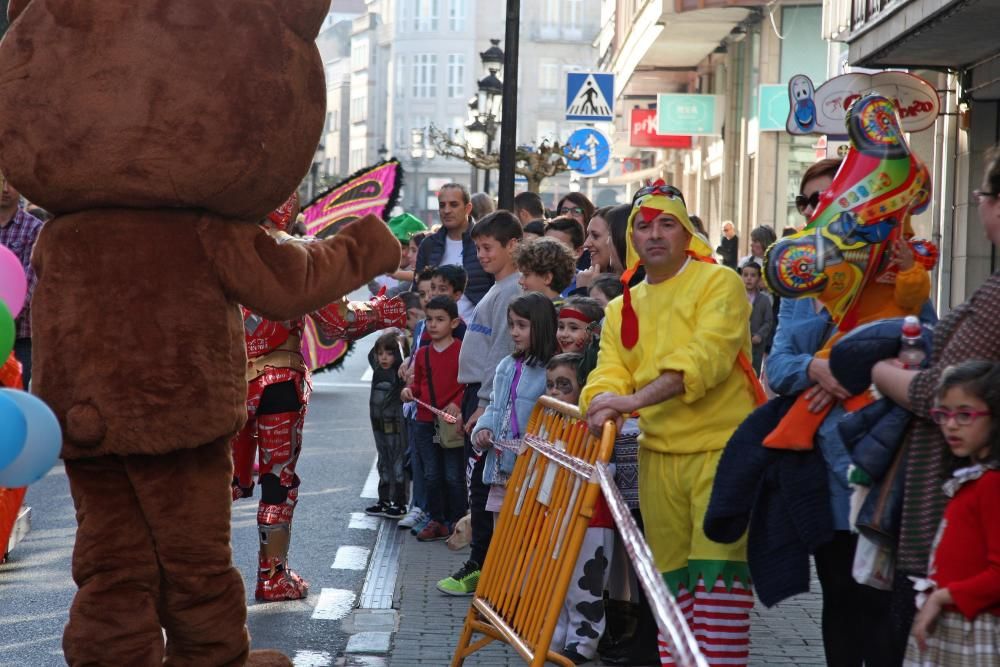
left=0, top=244, right=61, bottom=487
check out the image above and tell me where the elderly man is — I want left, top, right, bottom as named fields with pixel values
left=581, top=184, right=760, bottom=666
left=716, top=220, right=738, bottom=269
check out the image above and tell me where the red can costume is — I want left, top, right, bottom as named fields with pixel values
left=232, top=195, right=408, bottom=601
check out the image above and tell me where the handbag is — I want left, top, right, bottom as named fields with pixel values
left=425, top=346, right=465, bottom=449
left=852, top=532, right=895, bottom=591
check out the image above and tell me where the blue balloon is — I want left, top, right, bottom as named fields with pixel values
left=0, top=392, right=27, bottom=471
left=0, top=389, right=62, bottom=487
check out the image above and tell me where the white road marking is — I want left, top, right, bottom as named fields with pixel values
left=348, top=513, right=379, bottom=530
left=360, top=456, right=379, bottom=499
left=292, top=649, right=333, bottom=666
left=361, top=366, right=374, bottom=382
left=311, top=381, right=371, bottom=389
left=311, top=588, right=356, bottom=620
left=332, top=545, right=371, bottom=570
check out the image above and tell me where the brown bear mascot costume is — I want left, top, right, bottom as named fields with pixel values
left=0, top=1, right=399, bottom=665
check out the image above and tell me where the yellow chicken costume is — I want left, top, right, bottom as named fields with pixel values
left=580, top=185, right=762, bottom=666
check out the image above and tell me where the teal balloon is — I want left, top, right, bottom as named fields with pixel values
left=0, top=301, right=13, bottom=360
left=0, top=389, right=62, bottom=487
left=0, top=392, right=27, bottom=471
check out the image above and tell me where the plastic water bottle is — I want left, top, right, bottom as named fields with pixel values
left=898, top=316, right=926, bottom=368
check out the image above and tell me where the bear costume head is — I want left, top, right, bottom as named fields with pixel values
left=0, top=0, right=330, bottom=219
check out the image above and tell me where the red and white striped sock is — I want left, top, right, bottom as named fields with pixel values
left=691, top=575, right=753, bottom=666
left=657, top=585, right=694, bottom=666
left=656, top=576, right=754, bottom=666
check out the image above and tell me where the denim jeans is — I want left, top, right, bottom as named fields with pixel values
left=413, top=420, right=467, bottom=524
left=406, top=415, right=426, bottom=510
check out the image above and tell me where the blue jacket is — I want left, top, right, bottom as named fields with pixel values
left=414, top=224, right=493, bottom=305
left=764, top=299, right=938, bottom=530
left=473, top=356, right=547, bottom=440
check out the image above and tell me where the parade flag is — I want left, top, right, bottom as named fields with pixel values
left=301, top=159, right=403, bottom=238
left=300, top=160, right=404, bottom=373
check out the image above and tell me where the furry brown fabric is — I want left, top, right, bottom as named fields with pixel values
left=0, top=2, right=397, bottom=665
left=31, top=209, right=398, bottom=459
left=0, top=0, right=330, bottom=220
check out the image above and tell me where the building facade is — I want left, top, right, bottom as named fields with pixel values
left=316, top=1, right=602, bottom=221
left=824, top=0, right=999, bottom=309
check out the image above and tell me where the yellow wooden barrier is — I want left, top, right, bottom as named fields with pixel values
left=450, top=395, right=616, bottom=667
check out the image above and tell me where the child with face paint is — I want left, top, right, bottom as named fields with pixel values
left=557, top=297, right=604, bottom=354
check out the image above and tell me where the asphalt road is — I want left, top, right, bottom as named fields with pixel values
left=0, top=327, right=385, bottom=666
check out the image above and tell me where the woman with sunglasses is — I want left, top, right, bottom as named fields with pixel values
left=763, top=157, right=906, bottom=667
left=869, top=146, right=1000, bottom=661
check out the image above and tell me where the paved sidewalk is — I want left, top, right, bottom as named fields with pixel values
left=390, top=533, right=827, bottom=666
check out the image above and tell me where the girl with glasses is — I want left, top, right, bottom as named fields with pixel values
left=904, top=360, right=1000, bottom=666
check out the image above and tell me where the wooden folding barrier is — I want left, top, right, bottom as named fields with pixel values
left=450, top=395, right=616, bottom=667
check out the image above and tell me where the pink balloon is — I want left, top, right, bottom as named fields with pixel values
left=0, top=244, right=27, bottom=317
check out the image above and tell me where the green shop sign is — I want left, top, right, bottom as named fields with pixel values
left=655, top=94, right=723, bottom=136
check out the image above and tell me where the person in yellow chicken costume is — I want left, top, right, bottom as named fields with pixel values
left=581, top=183, right=764, bottom=666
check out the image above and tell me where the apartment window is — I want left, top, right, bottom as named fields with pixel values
left=398, top=0, right=412, bottom=28
left=412, top=54, right=438, bottom=98
left=541, top=0, right=559, bottom=27
left=449, top=0, right=466, bottom=31
left=350, top=95, right=367, bottom=123
left=447, top=54, right=465, bottom=98
left=414, top=0, right=439, bottom=31
left=350, top=148, right=364, bottom=172
left=539, top=61, right=559, bottom=92
left=565, top=0, right=582, bottom=30
left=351, top=42, right=369, bottom=70
left=396, top=55, right=407, bottom=98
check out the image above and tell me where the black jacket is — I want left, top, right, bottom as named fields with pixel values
left=414, top=224, right=493, bottom=305
left=717, top=235, right=739, bottom=269
left=705, top=396, right=834, bottom=607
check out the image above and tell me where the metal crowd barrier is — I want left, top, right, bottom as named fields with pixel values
left=450, top=396, right=707, bottom=667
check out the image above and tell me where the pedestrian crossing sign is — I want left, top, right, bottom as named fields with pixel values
left=566, top=72, right=614, bottom=122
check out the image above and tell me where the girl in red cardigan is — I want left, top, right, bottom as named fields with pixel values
left=906, top=360, right=1000, bottom=666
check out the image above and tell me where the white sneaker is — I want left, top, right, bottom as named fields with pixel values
left=398, top=506, right=423, bottom=529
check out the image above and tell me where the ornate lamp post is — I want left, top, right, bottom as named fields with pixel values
left=465, top=39, right=504, bottom=195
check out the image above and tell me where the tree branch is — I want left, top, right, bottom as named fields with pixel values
left=426, top=126, right=573, bottom=193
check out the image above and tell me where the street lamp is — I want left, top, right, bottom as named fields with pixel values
left=466, top=38, right=504, bottom=195
left=378, top=143, right=388, bottom=161
left=409, top=128, right=435, bottom=219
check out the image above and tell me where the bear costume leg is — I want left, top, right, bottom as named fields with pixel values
left=64, top=438, right=250, bottom=666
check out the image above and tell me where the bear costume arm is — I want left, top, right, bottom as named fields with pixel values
left=198, top=214, right=401, bottom=322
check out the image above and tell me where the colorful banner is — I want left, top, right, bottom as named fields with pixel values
left=302, top=159, right=403, bottom=238
left=629, top=109, right=693, bottom=148
left=300, top=160, right=403, bottom=373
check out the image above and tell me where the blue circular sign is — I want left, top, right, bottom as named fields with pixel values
left=564, top=128, right=611, bottom=177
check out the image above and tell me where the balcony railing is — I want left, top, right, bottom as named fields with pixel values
left=674, top=0, right=767, bottom=12
left=823, top=0, right=911, bottom=41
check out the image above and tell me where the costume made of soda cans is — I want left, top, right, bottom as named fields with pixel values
left=232, top=196, right=407, bottom=601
